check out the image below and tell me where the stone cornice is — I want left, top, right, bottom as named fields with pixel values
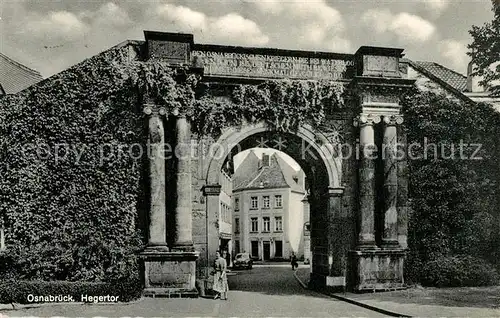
left=349, top=76, right=416, bottom=90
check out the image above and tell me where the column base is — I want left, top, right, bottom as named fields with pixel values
left=350, top=249, right=406, bottom=292
left=140, top=248, right=199, bottom=297
left=145, top=244, right=170, bottom=252
left=381, top=239, right=400, bottom=249
left=172, top=241, right=195, bottom=252
left=356, top=241, right=379, bottom=250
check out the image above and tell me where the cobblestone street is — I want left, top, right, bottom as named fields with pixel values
left=4, top=265, right=385, bottom=317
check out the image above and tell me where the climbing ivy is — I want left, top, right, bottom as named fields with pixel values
left=193, top=80, right=344, bottom=136
left=0, top=44, right=145, bottom=282
left=127, top=61, right=345, bottom=136
left=402, top=89, right=500, bottom=285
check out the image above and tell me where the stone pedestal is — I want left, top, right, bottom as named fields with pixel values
left=140, top=249, right=199, bottom=297
left=350, top=249, right=406, bottom=291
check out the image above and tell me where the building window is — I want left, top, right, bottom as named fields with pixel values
left=235, top=198, right=239, bottom=211
left=275, top=216, right=283, bottom=232
left=275, top=240, right=283, bottom=257
left=235, top=240, right=240, bottom=254
left=263, top=217, right=270, bottom=232
left=235, top=218, right=240, bottom=233
left=251, top=217, right=258, bottom=232
left=263, top=196, right=270, bottom=208
left=250, top=196, right=258, bottom=209
left=275, top=195, right=282, bottom=208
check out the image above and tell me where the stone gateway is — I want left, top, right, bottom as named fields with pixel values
left=139, top=30, right=415, bottom=296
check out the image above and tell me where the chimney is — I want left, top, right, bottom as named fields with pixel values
left=261, top=154, right=270, bottom=167
left=467, top=60, right=500, bottom=93
left=467, top=61, right=485, bottom=92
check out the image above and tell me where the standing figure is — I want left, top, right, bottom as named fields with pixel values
left=291, top=252, right=298, bottom=271
left=213, top=250, right=229, bottom=300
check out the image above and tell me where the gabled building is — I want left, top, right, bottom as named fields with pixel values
left=0, top=53, right=43, bottom=96
left=406, top=59, right=500, bottom=111
left=232, top=151, right=306, bottom=261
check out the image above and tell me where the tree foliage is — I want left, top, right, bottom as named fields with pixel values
left=402, top=90, right=500, bottom=284
left=467, top=1, right=500, bottom=95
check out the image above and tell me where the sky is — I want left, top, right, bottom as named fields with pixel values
left=0, top=0, right=495, bottom=78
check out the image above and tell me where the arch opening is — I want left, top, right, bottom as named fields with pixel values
left=203, top=123, right=343, bottom=288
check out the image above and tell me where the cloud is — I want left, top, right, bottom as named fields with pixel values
left=439, top=39, right=468, bottom=73
left=418, top=0, right=451, bottom=15
left=152, top=3, right=268, bottom=46
left=91, top=2, right=132, bottom=28
left=210, top=13, right=269, bottom=45
left=155, top=3, right=207, bottom=32
left=23, top=11, right=88, bottom=40
left=362, top=9, right=436, bottom=43
left=391, top=13, right=436, bottom=42
left=250, top=0, right=350, bottom=52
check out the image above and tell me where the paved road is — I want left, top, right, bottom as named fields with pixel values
left=5, top=266, right=386, bottom=317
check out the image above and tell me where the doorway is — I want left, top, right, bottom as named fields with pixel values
left=263, top=241, right=271, bottom=261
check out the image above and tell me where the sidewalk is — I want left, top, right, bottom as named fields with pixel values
left=294, top=268, right=500, bottom=318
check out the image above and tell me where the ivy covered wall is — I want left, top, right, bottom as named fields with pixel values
left=402, top=90, right=500, bottom=286
left=0, top=43, right=147, bottom=281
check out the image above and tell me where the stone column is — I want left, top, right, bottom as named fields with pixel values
left=143, top=104, right=167, bottom=247
left=397, top=124, right=409, bottom=249
left=355, top=114, right=380, bottom=249
left=382, top=115, right=403, bottom=248
left=0, top=226, right=5, bottom=251
left=174, top=115, right=193, bottom=248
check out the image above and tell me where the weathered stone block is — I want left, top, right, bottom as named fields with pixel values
left=140, top=250, right=198, bottom=295
left=350, top=249, right=406, bottom=291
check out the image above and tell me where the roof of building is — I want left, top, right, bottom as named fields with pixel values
left=410, top=61, right=468, bottom=92
left=233, top=152, right=304, bottom=193
left=233, top=151, right=261, bottom=189
left=0, top=53, right=43, bottom=94
left=0, top=52, right=43, bottom=95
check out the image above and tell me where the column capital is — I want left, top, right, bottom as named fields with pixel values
left=353, top=114, right=381, bottom=127
left=383, top=115, right=404, bottom=126
left=143, top=104, right=167, bottom=117
left=202, top=184, right=222, bottom=196
left=172, top=107, right=188, bottom=118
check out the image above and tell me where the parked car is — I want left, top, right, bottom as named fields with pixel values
left=233, top=252, right=253, bottom=269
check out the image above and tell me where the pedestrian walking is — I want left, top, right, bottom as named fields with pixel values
left=290, top=252, right=298, bottom=270
left=213, top=250, right=229, bottom=300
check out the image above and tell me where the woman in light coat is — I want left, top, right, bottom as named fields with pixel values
left=213, top=250, right=229, bottom=300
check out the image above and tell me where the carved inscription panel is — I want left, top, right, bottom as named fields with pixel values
left=192, top=51, right=354, bottom=80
